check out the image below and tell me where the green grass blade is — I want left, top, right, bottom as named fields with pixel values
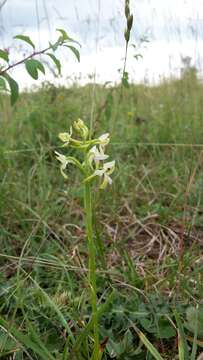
left=191, top=305, right=199, bottom=360
left=23, top=312, right=58, bottom=360
left=130, top=322, right=164, bottom=360
left=0, top=316, right=55, bottom=360
left=26, top=271, right=75, bottom=344
left=177, top=330, right=185, bottom=360
left=174, top=309, right=189, bottom=360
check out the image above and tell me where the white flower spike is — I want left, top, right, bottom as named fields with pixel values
left=56, top=119, right=115, bottom=189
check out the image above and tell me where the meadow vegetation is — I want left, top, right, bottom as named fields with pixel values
left=0, top=65, right=203, bottom=359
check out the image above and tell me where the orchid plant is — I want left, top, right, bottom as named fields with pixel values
left=55, top=119, right=115, bottom=188
left=55, top=119, right=115, bottom=359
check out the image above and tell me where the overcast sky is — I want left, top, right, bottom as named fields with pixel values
left=0, top=0, right=203, bottom=87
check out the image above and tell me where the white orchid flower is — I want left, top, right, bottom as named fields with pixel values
left=84, top=160, right=115, bottom=189
left=55, top=151, right=85, bottom=179
left=88, top=145, right=109, bottom=168
left=58, top=126, right=73, bottom=146
left=94, top=160, right=115, bottom=189
left=98, top=133, right=110, bottom=146
left=55, top=151, right=69, bottom=179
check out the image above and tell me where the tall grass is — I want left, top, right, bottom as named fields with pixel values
left=1, top=70, right=203, bottom=358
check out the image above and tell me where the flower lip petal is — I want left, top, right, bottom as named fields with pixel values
left=103, top=160, right=115, bottom=170
left=107, top=176, right=113, bottom=185
left=96, top=154, right=109, bottom=161
left=94, top=169, right=105, bottom=177
left=92, top=158, right=115, bottom=188
left=100, top=173, right=113, bottom=189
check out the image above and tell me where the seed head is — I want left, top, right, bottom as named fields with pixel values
left=125, top=3, right=130, bottom=18
left=127, top=14, right=133, bottom=31
left=124, top=29, right=130, bottom=43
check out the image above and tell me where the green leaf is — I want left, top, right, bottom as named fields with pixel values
left=0, top=49, right=9, bottom=62
left=56, top=28, right=81, bottom=46
left=56, top=28, right=69, bottom=41
left=157, top=318, right=176, bottom=339
left=25, top=59, right=45, bottom=80
left=46, top=53, right=61, bottom=75
left=64, top=45, right=80, bottom=62
left=49, top=40, right=61, bottom=52
left=34, top=60, right=45, bottom=75
left=2, top=73, right=19, bottom=105
left=0, top=76, right=7, bottom=91
left=14, top=35, right=35, bottom=49
left=25, top=60, right=38, bottom=79
left=186, top=306, right=203, bottom=337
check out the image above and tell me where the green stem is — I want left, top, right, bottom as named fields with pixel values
left=84, top=182, right=100, bottom=359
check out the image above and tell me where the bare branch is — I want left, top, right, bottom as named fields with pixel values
left=0, top=46, right=50, bottom=76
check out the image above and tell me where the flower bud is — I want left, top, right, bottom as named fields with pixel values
left=73, top=118, right=89, bottom=140
left=58, top=126, right=73, bottom=145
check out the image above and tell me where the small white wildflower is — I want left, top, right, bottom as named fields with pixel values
left=88, top=145, right=109, bottom=167
left=93, top=160, right=115, bottom=189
